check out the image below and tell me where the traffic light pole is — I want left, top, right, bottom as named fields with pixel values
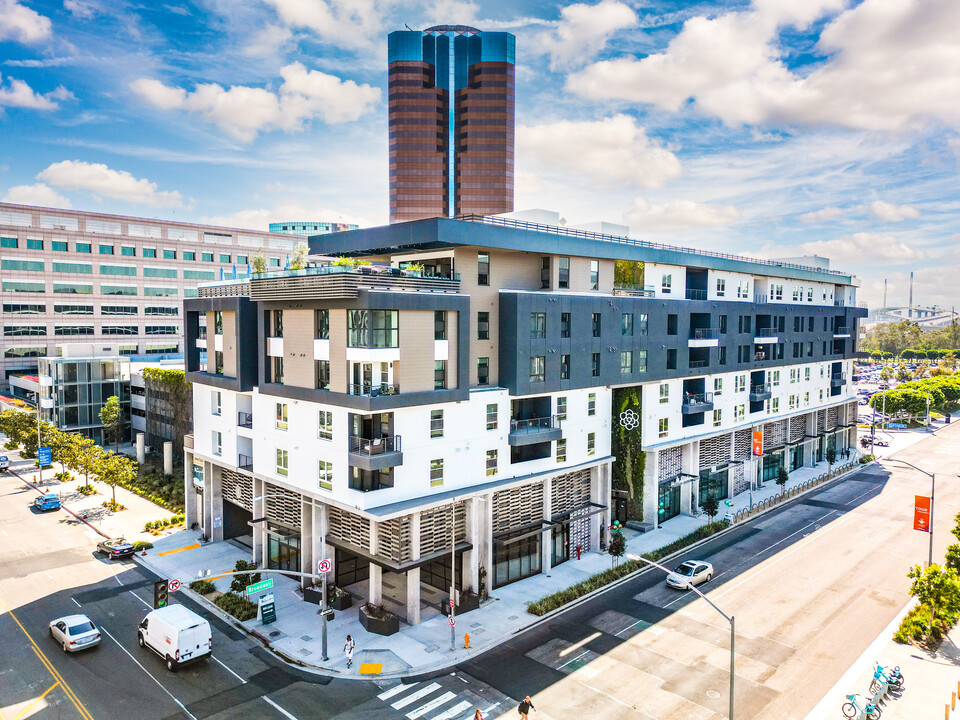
left=321, top=531, right=328, bottom=662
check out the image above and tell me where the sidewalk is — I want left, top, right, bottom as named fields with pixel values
left=135, top=453, right=864, bottom=680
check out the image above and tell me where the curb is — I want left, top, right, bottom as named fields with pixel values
left=8, top=467, right=112, bottom=539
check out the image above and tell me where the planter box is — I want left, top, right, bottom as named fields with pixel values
left=330, top=592, right=352, bottom=611
left=303, top=587, right=352, bottom=611
left=303, top=586, right=322, bottom=605
left=440, top=593, right=481, bottom=616
left=359, top=606, right=399, bottom=636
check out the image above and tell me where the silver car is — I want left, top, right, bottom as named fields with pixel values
left=49, top=614, right=100, bottom=652
left=666, top=560, right=714, bottom=589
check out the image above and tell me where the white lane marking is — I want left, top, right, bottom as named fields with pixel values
left=378, top=682, right=418, bottom=701
left=614, top=619, right=644, bottom=636
left=212, top=655, right=246, bottom=684
left=20, top=548, right=27, bottom=556
left=428, top=700, right=472, bottom=720
left=100, top=625, right=198, bottom=720
left=71, top=597, right=82, bottom=608
left=557, top=649, right=590, bottom=670
left=392, top=683, right=442, bottom=709
left=263, top=696, right=299, bottom=720
left=407, top=691, right=456, bottom=719
left=128, top=589, right=152, bottom=610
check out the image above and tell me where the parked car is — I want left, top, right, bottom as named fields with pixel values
left=34, top=493, right=61, bottom=512
left=138, top=605, right=212, bottom=671
left=666, top=560, right=714, bottom=589
left=49, top=614, right=100, bottom=652
left=97, top=538, right=135, bottom=559
left=0, top=455, right=9, bottom=471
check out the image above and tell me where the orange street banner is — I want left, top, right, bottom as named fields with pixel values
left=752, top=429, right=763, bottom=456
left=914, top=495, right=931, bottom=533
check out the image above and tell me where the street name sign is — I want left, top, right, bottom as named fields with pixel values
left=246, top=578, right=274, bottom=595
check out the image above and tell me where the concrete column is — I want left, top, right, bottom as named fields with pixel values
left=207, top=462, right=224, bottom=543
left=805, top=411, right=818, bottom=467
left=368, top=522, right=382, bottom=605
left=681, top=442, right=696, bottom=515
left=136, top=433, right=145, bottom=464
left=406, top=512, right=422, bottom=625
left=482, top=492, right=494, bottom=597
left=163, top=441, right=173, bottom=475
left=300, top=498, right=313, bottom=589
left=588, top=463, right=610, bottom=552
left=252, top=476, right=265, bottom=566
left=312, top=502, right=328, bottom=585
left=183, top=449, right=198, bottom=530
left=541, top=478, right=552, bottom=573
left=464, top=501, right=480, bottom=594
left=643, top=450, right=659, bottom=529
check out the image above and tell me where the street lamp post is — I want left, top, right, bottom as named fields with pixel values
left=880, top=459, right=935, bottom=567
left=628, top=554, right=736, bottom=719
left=450, top=497, right=456, bottom=652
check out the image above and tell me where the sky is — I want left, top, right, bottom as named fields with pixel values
left=0, top=0, right=958, bottom=310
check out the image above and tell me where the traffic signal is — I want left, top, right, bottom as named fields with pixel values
left=153, top=580, right=168, bottom=608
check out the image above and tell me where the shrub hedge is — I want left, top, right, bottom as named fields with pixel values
left=527, top=521, right=731, bottom=616
left=214, top=591, right=257, bottom=621
left=132, top=540, right=153, bottom=551
left=189, top=579, right=216, bottom=595
left=894, top=604, right=938, bottom=643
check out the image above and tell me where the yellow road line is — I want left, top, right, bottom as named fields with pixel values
left=0, top=594, right=94, bottom=720
left=157, top=543, right=200, bottom=557
left=13, top=681, right=60, bottom=720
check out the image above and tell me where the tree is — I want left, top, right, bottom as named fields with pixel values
left=100, top=395, right=123, bottom=455
left=98, top=452, right=136, bottom=508
left=700, top=495, right=720, bottom=525
left=230, top=560, right=262, bottom=594
left=880, top=366, right=893, bottom=381
left=290, top=242, right=309, bottom=270
left=76, top=439, right=105, bottom=488
left=907, top=564, right=960, bottom=639
left=826, top=447, right=837, bottom=471
left=607, top=528, right=626, bottom=568
left=251, top=250, right=267, bottom=274
left=775, top=466, right=788, bottom=494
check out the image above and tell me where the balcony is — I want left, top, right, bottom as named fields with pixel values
left=754, top=328, right=779, bottom=344
left=754, top=293, right=768, bottom=304
left=349, top=435, right=403, bottom=471
left=749, top=383, right=772, bottom=401
left=349, top=383, right=400, bottom=397
left=688, top=327, right=719, bottom=348
left=681, top=392, right=714, bottom=414
left=688, top=359, right=709, bottom=369
left=754, top=351, right=766, bottom=361
left=833, top=326, right=851, bottom=338
left=613, top=283, right=655, bottom=297
left=241, top=264, right=461, bottom=301
left=238, top=453, right=253, bottom=472
left=237, top=411, right=252, bottom=428
left=509, top=416, right=562, bottom=446
left=685, top=288, right=707, bottom=301
left=831, top=373, right=847, bottom=387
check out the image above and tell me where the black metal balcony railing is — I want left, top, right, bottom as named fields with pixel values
left=685, top=288, right=708, bottom=300
left=834, top=326, right=850, bottom=335
left=238, top=454, right=253, bottom=471
left=689, top=359, right=709, bottom=368
left=683, top=392, right=713, bottom=406
left=510, top=416, right=560, bottom=434
left=237, top=411, right=252, bottom=428
left=349, top=435, right=401, bottom=456
left=754, top=352, right=766, bottom=361
left=750, top=383, right=772, bottom=401
left=612, top=283, right=655, bottom=297
left=831, top=373, right=847, bottom=386
left=755, top=327, right=775, bottom=337
left=754, top=294, right=768, bottom=304
left=690, top=327, right=719, bottom=340
left=349, top=383, right=400, bottom=397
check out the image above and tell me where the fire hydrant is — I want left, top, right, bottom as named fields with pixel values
left=464, top=633, right=471, bottom=649
left=576, top=545, right=582, bottom=560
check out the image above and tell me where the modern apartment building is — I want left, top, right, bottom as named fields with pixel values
left=387, top=25, right=515, bottom=223
left=269, top=221, right=359, bottom=237
left=183, top=215, right=865, bottom=626
left=0, top=203, right=299, bottom=383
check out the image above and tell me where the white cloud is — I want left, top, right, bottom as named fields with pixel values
left=36, top=160, right=185, bottom=207
left=243, top=24, right=293, bottom=57
left=64, top=0, right=99, bottom=19
left=130, top=63, right=381, bottom=142
left=3, top=182, right=71, bottom=208
left=794, top=232, right=925, bottom=264
left=568, top=0, right=960, bottom=131
left=517, top=114, right=682, bottom=188
left=200, top=202, right=365, bottom=231
left=0, top=0, right=52, bottom=43
left=539, top=0, right=637, bottom=70
left=0, top=74, right=72, bottom=110
left=625, top=197, right=741, bottom=231
left=262, top=0, right=390, bottom=51
left=869, top=200, right=920, bottom=222
left=798, top=206, right=845, bottom=223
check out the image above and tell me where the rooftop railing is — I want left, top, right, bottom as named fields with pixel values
left=613, top=283, right=655, bottom=297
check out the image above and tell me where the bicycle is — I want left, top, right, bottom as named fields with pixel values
left=842, top=693, right=880, bottom=719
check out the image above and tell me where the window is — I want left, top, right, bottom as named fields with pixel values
left=212, top=391, right=221, bottom=416
left=621, top=313, right=633, bottom=336
left=588, top=393, right=596, bottom=416
left=771, top=284, right=783, bottom=300
left=347, top=310, right=398, bottom=347
left=145, top=325, right=177, bottom=335
left=477, top=357, right=489, bottom=385
left=213, top=431, right=222, bottom=456
left=738, top=281, right=749, bottom=299
left=52, top=261, right=92, bottom=274
left=54, top=325, right=93, bottom=336
left=637, top=349, right=647, bottom=372
left=26, top=239, right=43, bottom=250
left=269, top=257, right=280, bottom=267
left=558, top=257, right=569, bottom=288
left=557, top=396, right=567, bottom=421
left=587, top=432, right=596, bottom=455
left=792, top=286, right=800, bottom=302
left=103, top=305, right=137, bottom=315
left=434, top=310, right=446, bottom=340
left=2, top=259, right=44, bottom=272
left=3, top=303, right=45, bottom=314
left=486, top=449, right=498, bottom=476
left=659, top=383, right=669, bottom=403
left=477, top=311, right=489, bottom=340
left=318, top=410, right=332, bottom=440
left=276, top=449, right=289, bottom=477
left=220, top=254, right=231, bottom=264
left=736, top=374, right=746, bottom=392
left=144, top=287, right=176, bottom=297
left=713, top=409, right=722, bottom=427
left=719, top=346, right=727, bottom=365
left=214, top=351, right=224, bottom=374
left=659, top=418, right=669, bottom=438
left=540, top=257, right=550, bottom=289
left=590, top=260, right=599, bottom=290
left=144, top=267, right=177, bottom=278
left=163, top=249, right=176, bottom=260
left=620, top=350, right=632, bottom=374
left=272, top=356, right=284, bottom=383
left=592, top=313, right=601, bottom=337
left=772, top=397, right=780, bottom=413
left=276, top=402, right=288, bottom=430
left=214, top=311, right=223, bottom=335
left=142, top=247, right=156, bottom=258
left=805, top=367, right=811, bottom=381
left=4, top=326, right=44, bottom=336
left=478, top=252, right=489, bottom=285
left=530, top=312, right=546, bottom=339
left=772, top=370, right=780, bottom=386
left=530, top=355, right=545, bottom=382
left=735, top=404, right=745, bottom=421
left=714, top=378, right=723, bottom=395
left=716, top=278, right=726, bottom=296
left=638, top=313, right=648, bottom=335
left=121, top=246, right=135, bottom=257
left=560, top=354, right=570, bottom=380
left=76, top=242, right=91, bottom=253
left=486, top=403, right=498, bottom=430
left=661, top=274, right=672, bottom=293
left=560, top=312, right=571, bottom=338
left=430, top=409, right=444, bottom=438
left=102, top=325, right=137, bottom=335
left=202, top=252, right=214, bottom=263
left=434, top=360, right=446, bottom=389
left=667, top=314, right=678, bottom=335
left=318, top=461, right=333, bottom=491
left=184, top=269, right=215, bottom=281
left=556, top=438, right=567, bottom=463
left=430, top=459, right=443, bottom=487
left=98, top=244, right=114, bottom=255
left=316, top=309, right=329, bottom=339
left=237, top=255, right=247, bottom=265
left=804, top=391, right=810, bottom=405
left=591, top=352, right=600, bottom=377
left=52, top=241, right=67, bottom=252
left=183, top=251, right=196, bottom=261
left=0, top=237, right=17, bottom=248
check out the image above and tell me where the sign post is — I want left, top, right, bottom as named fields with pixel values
left=914, top=495, right=931, bottom=533
left=168, top=578, right=181, bottom=593
left=38, top=445, right=51, bottom=493
left=318, top=556, right=332, bottom=661
left=258, top=593, right=277, bottom=625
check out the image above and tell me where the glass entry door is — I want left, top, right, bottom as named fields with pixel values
left=658, top=484, right=681, bottom=522
left=267, top=526, right=300, bottom=575
left=762, top=451, right=784, bottom=481
left=698, top=469, right=729, bottom=505
left=551, top=522, right=570, bottom=567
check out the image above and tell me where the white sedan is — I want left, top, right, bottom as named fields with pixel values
left=666, top=560, right=714, bottom=589
left=49, top=614, right=100, bottom=652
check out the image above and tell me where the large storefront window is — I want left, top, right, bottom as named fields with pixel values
left=422, top=554, right=462, bottom=593
left=267, top=526, right=300, bottom=575
left=658, top=484, right=681, bottom=522
left=815, top=436, right=825, bottom=463
left=762, top=451, right=784, bottom=481
left=698, top=468, right=729, bottom=506
left=335, top=549, right=369, bottom=588
left=493, top=527, right=542, bottom=588
left=789, top=445, right=804, bottom=471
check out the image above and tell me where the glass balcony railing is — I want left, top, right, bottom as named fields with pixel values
left=349, top=435, right=401, bottom=456
left=690, top=327, right=719, bottom=340
left=348, top=383, right=400, bottom=397
left=510, top=416, right=561, bottom=434
left=685, top=288, right=708, bottom=300
left=238, top=454, right=253, bottom=471
left=237, top=411, right=252, bottom=428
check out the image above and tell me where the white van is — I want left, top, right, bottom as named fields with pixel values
left=137, top=605, right=212, bottom=671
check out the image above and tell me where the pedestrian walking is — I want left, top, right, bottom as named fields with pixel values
left=518, top=695, right=536, bottom=719
left=343, top=634, right=355, bottom=668
left=474, top=710, right=484, bottom=720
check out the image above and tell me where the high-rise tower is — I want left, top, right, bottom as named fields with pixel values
left=387, top=26, right=515, bottom=223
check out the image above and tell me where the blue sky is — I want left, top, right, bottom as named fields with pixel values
left=1, top=0, right=957, bottom=309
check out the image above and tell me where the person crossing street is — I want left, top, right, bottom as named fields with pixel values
left=343, top=634, right=355, bottom=668
left=518, top=695, right=537, bottom=718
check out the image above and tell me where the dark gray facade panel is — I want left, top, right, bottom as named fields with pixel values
left=183, top=296, right=258, bottom=391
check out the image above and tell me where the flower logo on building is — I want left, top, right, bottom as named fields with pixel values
left=619, top=409, right=640, bottom=431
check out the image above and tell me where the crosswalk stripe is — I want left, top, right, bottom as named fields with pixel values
left=407, top=691, right=456, bottom=719
left=378, top=682, right=418, bottom=701
left=391, top=683, right=441, bottom=709
left=428, top=700, right=472, bottom=720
